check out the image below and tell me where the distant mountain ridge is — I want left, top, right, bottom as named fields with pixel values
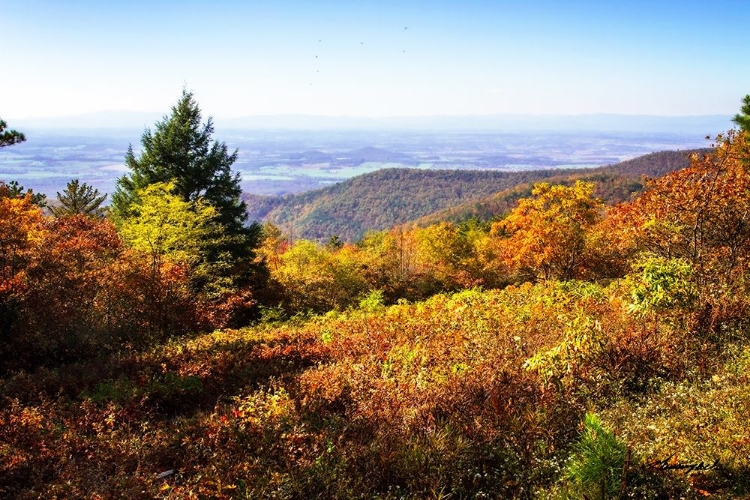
left=277, top=147, right=417, bottom=169
left=244, top=149, right=706, bottom=242
left=245, top=169, right=557, bottom=241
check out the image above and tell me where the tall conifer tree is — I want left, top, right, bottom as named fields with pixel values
left=113, top=90, right=264, bottom=292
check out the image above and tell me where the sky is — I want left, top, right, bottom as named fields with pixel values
left=2, top=0, right=749, bottom=120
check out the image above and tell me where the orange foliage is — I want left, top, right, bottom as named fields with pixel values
left=613, top=131, right=750, bottom=300
left=0, top=213, right=211, bottom=370
left=491, top=181, right=604, bottom=281
left=0, top=193, right=46, bottom=295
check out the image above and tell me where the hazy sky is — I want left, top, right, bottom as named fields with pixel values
left=3, top=0, right=749, bottom=119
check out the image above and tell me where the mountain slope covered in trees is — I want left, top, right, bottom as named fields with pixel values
left=410, top=149, right=709, bottom=228
left=245, top=149, right=705, bottom=241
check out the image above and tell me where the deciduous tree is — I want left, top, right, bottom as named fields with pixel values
left=0, top=193, right=45, bottom=294
left=0, top=192, right=46, bottom=349
left=492, top=181, right=603, bottom=281
left=272, top=240, right=367, bottom=312
left=118, top=182, right=255, bottom=327
left=118, top=182, right=216, bottom=271
left=618, top=130, right=750, bottom=293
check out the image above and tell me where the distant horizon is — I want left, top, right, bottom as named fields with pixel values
left=9, top=109, right=735, bottom=120
left=0, top=127, right=712, bottom=199
left=9, top=110, right=734, bottom=136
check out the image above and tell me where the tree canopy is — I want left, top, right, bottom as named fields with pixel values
left=491, top=181, right=604, bottom=281
left=112, top=90, right=247, bottom=232
left=118, top=182, right=217, bottom=270
left=0, top=181, right=47, bottom=208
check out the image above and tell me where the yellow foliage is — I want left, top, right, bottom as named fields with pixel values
left=118, top=182, right=217, bottom=266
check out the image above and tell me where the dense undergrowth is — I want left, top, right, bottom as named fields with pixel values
left=1, top=279, right=749, bottom=498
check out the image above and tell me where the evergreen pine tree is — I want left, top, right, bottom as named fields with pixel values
left=50, top=179, right=107, bottom=217
left=112, top=90, right=264, bottom=293
left=0, top=119, right=25, bottom=149
left=0, top=181, right=47, bottom=208
left=733, top=94, right=750, bottom=133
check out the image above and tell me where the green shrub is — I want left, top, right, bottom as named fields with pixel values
left=565, top=413, right=628, bottom=500
left=359, top=289, right=385, bottom=313
left=627, top=256, right=696, bottom=316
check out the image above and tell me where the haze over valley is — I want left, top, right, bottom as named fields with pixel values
left=0, top=116, right=723, bottom=198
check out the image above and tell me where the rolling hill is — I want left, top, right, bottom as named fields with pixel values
left=244, top=149, right=706, bottom=242
left=409, top=149, right=709, bottom=228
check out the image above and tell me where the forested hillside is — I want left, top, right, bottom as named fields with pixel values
left=245, top=149, right=703, bottom=242
left=244, top=169, right=563, bottom=241
left=412, top=149, right=711, bottom=226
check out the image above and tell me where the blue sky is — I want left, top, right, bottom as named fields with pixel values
left=2, top=0, right=749, bottom=119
